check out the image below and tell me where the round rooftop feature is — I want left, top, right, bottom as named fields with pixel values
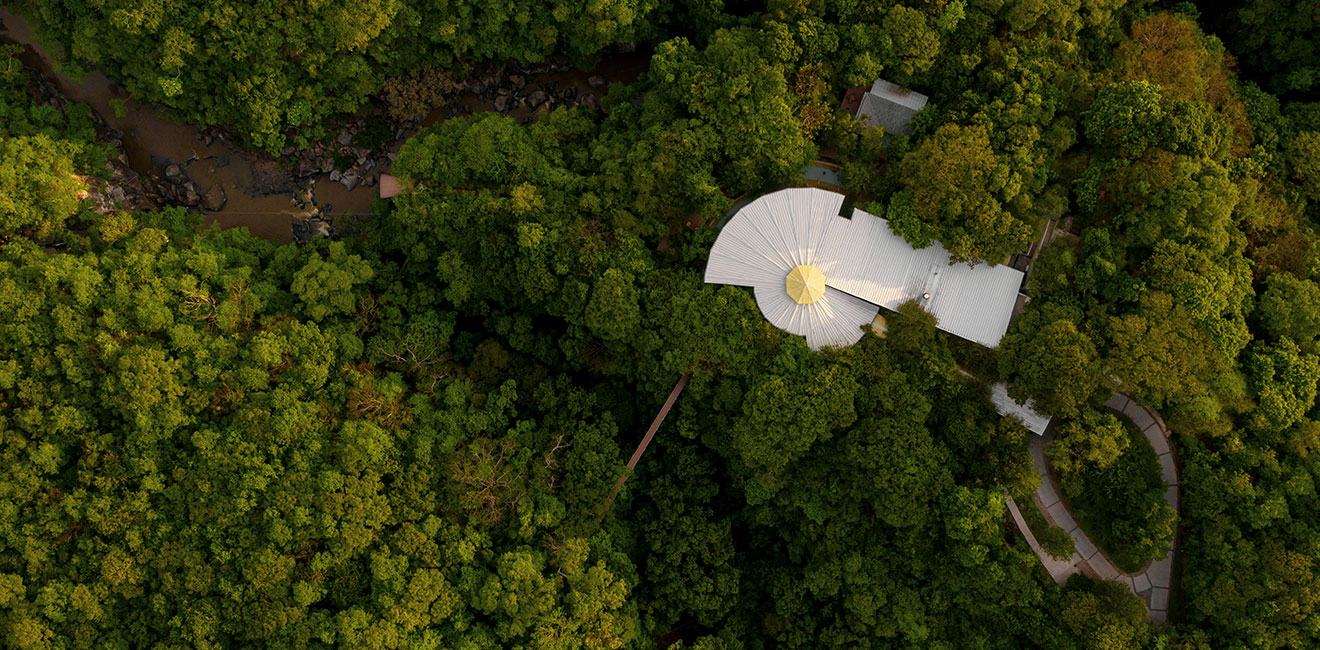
left=785, top=265, right=826, bottom=304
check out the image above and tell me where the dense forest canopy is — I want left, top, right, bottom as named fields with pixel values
left=2, top=0, right=1320, bottom=648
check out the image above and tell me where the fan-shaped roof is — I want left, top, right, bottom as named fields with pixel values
left=705, top=188, right=1025, bottom=350
left=705, top=189, right=879, bottom=349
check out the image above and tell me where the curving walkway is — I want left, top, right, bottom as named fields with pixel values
left=1011, top=393, right=1180, bottom=625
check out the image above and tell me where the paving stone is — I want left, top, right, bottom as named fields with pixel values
left=1146, top=406, right=1168, bottom=434
left=1036, top=473, right=1062, bottom=508
left=1150, top=587, right=1170, bottom=611
left=1165, top=485, right=1179, bottom=512
left=1114, top=575, right=1135, bottom=592
left=1158, top=452, right=1179, bottom=485
left=1091, top=558, right=1121, bottom=581
left=1124, top=404, right=1157, bottom=432
left=1150, top=609, right=1168, bottom=626
left=1073, top=530, right=1098, bottom=561
left=1145, top=426, right=1171, bottom=455
left=1006, top=496, right=1082, bottom=586
left=1104, top=393, right=1130, bottom=412
left=1047, top=501, right=1078, bottom=530
left=1029, top=443, right=1050, bottom=471
left=1146, top=557, right=1174, bottom=588
left=1133, top=572, right=1152, bottom=592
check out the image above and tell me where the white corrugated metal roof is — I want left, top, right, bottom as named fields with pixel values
left=705, top=188, right=1025, bottom=350
left=990, top=383, right=1052, bottom=435
left=821, top=207, right=1024, bottom=348
left=705, top=188, right=880, bottom=349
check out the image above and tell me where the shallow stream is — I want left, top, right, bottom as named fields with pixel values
left=0, top=11, right=648, bottom=242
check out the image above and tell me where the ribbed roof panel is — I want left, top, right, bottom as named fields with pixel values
left=705, top=188, right=1023, bottom=350
left=990, top=383, right=1052, bottom=435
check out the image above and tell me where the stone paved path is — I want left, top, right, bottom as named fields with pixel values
left=1016, top=393, right=1180, bottom=625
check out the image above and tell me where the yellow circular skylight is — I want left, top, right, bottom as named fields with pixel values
left=785, top=265, right=826, bottom=305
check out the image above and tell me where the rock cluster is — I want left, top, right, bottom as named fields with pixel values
left=78, top=154, right=156, bottom=215
left=289, top=180, right=341, bottom=245
left=464, top=58, right=610, bottom=122
left=281, top=121, right=396, bottom=193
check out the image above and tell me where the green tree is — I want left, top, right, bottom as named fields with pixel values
left=891, top=123, right=1033, bottom=263
left=999, top=303, right=1105, bottom=419
left=0, top=134, right=85, bottom=240
left=291, top=241, right=375, bottom=321
left=883, top=6, right=941, bottom=77
left=1285, top=130, right=1320, bottom=201
left=1244, top=339, right=1320, bottom=434
left=1059, top=576, right=1152, bottom=650
left=585, top=268, right=641, bottom=342
left=1046, top=409, right=1131, bottom=477
left=1104, top=291, right=1234, bottom=409
left=729, top=353, right=859, bottom=499
left=1257, top=273, right=1320, bottom=352
left=1210, top=0, right=1320, bottom=94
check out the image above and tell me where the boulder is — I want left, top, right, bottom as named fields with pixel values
left=527, top=90, right=548, bottom=108
left=495, top=95, right=510, bottom=112
left=182, top=183, right=200, bottom=206
left=580, top=93, right=602, bottom=111
left=295, top=156, right=319, bottom=177
left=165, top=164, right=183, bottom=179
left=202, top=184, right=227, bottom=211
left=330, top=169, right=343, bottom=182
left=588, top=74, right=607, bottom=88
left=340, top=171, right=360, bottom=191
left=337, top=131, right=353, bottom=146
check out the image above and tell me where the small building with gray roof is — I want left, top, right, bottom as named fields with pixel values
left=854, top=78, right=929, bottom=136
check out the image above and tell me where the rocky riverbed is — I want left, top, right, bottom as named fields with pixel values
left=1, top=10, right=648, bottom=243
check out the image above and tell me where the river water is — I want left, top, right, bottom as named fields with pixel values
left=0, top=11, right=648, bottom=242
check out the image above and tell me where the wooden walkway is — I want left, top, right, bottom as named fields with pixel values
left=597, top=373, right=690, bottom=518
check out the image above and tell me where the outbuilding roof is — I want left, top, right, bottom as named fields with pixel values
left=855, top=79, right=929, bottom=136
left=705, top=188, right=1024, bottom=350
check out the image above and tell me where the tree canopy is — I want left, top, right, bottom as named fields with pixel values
left=4, top=0, right=1320, bottom=648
